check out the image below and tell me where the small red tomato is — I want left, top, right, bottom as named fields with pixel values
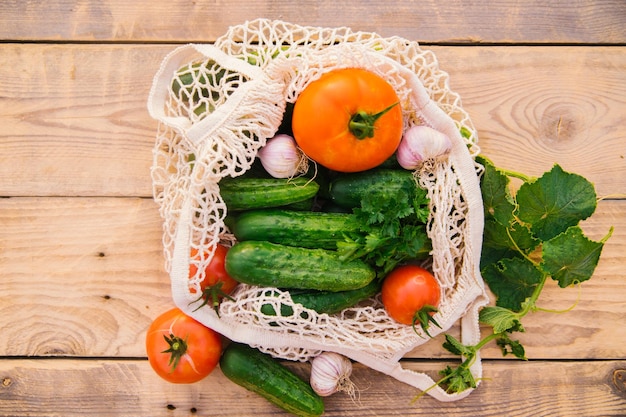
left=189, top=244, right=239, bottom=314
left=382, top=265, right=441, bottom=336
left=146, top=307, right=222, bottom=383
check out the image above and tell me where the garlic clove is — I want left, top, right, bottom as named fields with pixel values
left=396, top=125, right=452, bottom=170
left=310, top=351, right=355, bottom=398
left=258, top=134, right=309, bottom=178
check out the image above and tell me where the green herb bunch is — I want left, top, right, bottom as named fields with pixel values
left=337, top=177, right=431, bottom=278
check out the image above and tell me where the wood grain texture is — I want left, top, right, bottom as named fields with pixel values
left=0, top=359, right=625, bottom=416
left=1, top=3, right=625, bottom=415
left=1, top=197, right=623, bottom=360
left=1, top=45, right=624, bottom=197
left=0, top=0, right=625, bottom=43
left=0, top=44, right=161, bottom=197
left=432, top=45, right=626, bottom=191
left=0, top=197, right=172, bottom=357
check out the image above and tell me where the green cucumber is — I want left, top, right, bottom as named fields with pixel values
left=328, top=168, right=420, bottom=209
left=261, top=279, right=381, bottom=317
left=225, top=240, right=375, bottom=291
left=220, top=343, right=324, bottom=417
left=230, top=209, right=361, bottom=250
left=220, top=177, right=319, bottom=211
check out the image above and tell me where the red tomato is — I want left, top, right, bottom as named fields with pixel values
left=381, top=265, right=441, bottom=336
left=292, top=68, right=403, bottom=173
left=189, top=244, right=238, bottom=314
left=145, top=307, right=222, bottom=383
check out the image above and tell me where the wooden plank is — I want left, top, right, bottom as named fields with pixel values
left=0, top=44, right=161, bottom=197
left=434, top=45, right=626, bottom=190
left=1, top=197, right=624, bottom=359
left=0, top=358, right=625, bottom=416
left=1, top=44, right=624, bottom=198
left=0, top=0, right=624, bottom=43
left=0, top=197, right=172, bottom=357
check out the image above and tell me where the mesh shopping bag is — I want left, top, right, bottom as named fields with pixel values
left=147, top=18, right=489, bottom=401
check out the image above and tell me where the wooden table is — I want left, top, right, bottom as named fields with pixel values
left=1, top=2, right=625, bottom=416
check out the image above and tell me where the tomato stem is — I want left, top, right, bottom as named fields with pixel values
left=349, top=102, right=399, bottom=140
left=162, top=333, right=188, bottom=373
left=412, top=304, right=441, bottom=338
left=190, top=281, right=235, bottom=317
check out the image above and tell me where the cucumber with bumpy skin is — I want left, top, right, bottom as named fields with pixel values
left=225, top=240, right=376, bottom=291
left=328, top=168, right=422, bottom=209
left=230, top=209, right=361, bottom=250
left=220, top=343, right=324, bottom=417
left=261, top=279, right=381, bottom=317
left=220, top=177, right=319, bottom=211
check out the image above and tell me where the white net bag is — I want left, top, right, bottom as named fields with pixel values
left=147, top=18, right=489, bottom=401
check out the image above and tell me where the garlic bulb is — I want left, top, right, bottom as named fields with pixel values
left=310, top=352, right=356, bottom=398
left=396, top=125, right=452, bottom=170
left=258, top=134, right=309, bottom=178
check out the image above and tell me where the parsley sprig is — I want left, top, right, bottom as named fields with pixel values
left=337, top=178, right=431, bottom=277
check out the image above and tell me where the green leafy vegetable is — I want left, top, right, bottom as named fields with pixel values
left=337, top=182, right=431, bottom=276
left=419, top=155, right=613, bottom=398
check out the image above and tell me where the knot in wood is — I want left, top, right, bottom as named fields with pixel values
left=613, top=369, right=626, bottom=395
left=540, top=102, right=589, bottom=147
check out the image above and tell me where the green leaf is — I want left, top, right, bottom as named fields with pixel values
left=439, top=364, right=477, bottom=393
left=345, top=181, right=431, bottom=275
left=481, top=218, right=540, bottom=269
left=479, top=306, right=524, bottom=333
left=477, top=156, right=516, bottom=225
left=364, top=232, right=387, bottom=253
left=482, top=257, right=544, bottom=311
left=506, top=221, right=539, bottom=253
left=516, top=164, right=597, bottom=241
left=542, top=226, right=607, bottom=287
left=412, top=187, right=431, bottom=224
left=496, top=334, right=527, bottom=360
left=336, top=237, right=361, bottom=260
left=442, top=334, right=474, bottom=357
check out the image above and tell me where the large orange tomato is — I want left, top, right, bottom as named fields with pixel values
left=291, top=68, right=403, bottom=172
left=146, top=308, right=222, bottom=383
